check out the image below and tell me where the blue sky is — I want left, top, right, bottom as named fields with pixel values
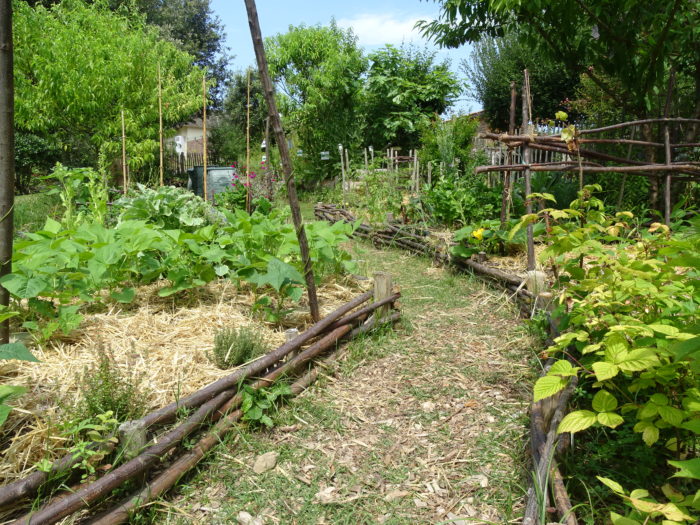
left=210, top=0, right=479, bottom=113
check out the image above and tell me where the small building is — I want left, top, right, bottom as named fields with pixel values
left=167, top=118, right=205, bottom=156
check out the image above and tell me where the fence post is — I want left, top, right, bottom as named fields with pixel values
left=373, top=272, right=393, bottom=321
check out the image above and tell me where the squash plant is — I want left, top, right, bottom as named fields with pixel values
left=522, top=187, right=699, bottom=523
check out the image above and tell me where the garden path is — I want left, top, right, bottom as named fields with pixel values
left=163, top=241, right=538, bottom=524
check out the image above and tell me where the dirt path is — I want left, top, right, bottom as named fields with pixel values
left=157, top=242, right=538, bottom=525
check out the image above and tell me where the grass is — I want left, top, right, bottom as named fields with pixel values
left=133, top=239, right=540, bottom=524
left=14, top=191, right=62, bottom=235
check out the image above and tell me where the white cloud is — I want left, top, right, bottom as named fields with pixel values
left=337, top=13, right=427, bottom=47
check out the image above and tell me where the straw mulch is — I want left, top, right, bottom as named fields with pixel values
left=0, top=277, right=367, bottom=485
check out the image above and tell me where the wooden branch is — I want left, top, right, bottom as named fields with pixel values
left=475, top=162, right=700, bottom=177
left=577, top=118, right=700, bottom=135
left=244, top=0, right=320, bottom=321
left=0, top=0, right=15, bottom=344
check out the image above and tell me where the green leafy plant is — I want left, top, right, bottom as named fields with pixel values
left=0, top=329, right=38, bottom=428
left=114, top=184, right=221, bottom=232
left=76, top=348, right=147, bottom=423
left=452, top=218, right=542, bottom=258
left=240, top=383, right=292, bottom=428
left=208, top=326, right=267, bottom=369
left=525, top=187, right=699, bottom=522
left=38, top=411, right=119, bottom=481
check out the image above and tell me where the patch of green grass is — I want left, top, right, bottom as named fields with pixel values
left=14, top=191, right=61, bottom=235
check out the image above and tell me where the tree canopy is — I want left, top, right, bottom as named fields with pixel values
left=14, top=0, right=204, bottom=169
left=266, top=22, right=367, bottom=180
left=419, top=0, right=700, bottom=120
left=362, top=44, right=462, bottom=150
left=463, top=33, right=580, bottom=130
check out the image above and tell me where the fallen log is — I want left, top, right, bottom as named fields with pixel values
left=452, top=257, right=524, bottom=287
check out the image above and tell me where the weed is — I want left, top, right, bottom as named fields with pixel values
left=208, top=326, right=267, bottom=370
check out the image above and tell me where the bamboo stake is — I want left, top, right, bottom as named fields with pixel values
left=120, top=110, right=127, bottom=195
left=245, top=68, right=251, bottom=213
left=522, top=70, right=535, bottom=271
left=202, top=74, right=208, bottom=202
left=339, top=144, right=346, bottom=194
left=344, top=147, right=350, bottom=183
left=244, top=0, right=320, bottom=321
left=157, top=63, right=164, bottom=187
left=0, top=0, right=15, bottom=344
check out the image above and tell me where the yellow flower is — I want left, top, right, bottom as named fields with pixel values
left=472, top=228, right=485, bottom=241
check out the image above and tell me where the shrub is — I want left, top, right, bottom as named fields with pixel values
left=208, top=326, right=267, bottom=369
left=76, top=348, right=147, bottom=423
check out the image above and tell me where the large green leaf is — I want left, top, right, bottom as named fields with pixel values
left=592, top=390, right=618, bottom=412
left=592, top=361, right=619, bottom=381
left=110, top=287, right=135, bottom=304
left=669, top=458, right=700, bottom=480
left=558, top=410, right=597, bottom=433
left=533, top=375, right=567, bottom=402
left=0, top=404, right=12, bottom=427
left=597, top=412, right=624, bottom=428
left=0, top=385, right=28, bottom=403
left=0, top=274, right=48, bottom=299
left=0, top=342, right=38, bottom=362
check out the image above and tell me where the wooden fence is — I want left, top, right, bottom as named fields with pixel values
left=165, top=153, right=232, bottom=175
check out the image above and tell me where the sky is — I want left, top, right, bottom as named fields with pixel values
left=210, top=0, right=480, bottom=114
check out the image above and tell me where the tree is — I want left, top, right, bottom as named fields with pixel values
left=24, top=0, right=231, bottom=105
left=266, top=22, right=367, bottom=181
left=419, top=0, right=700, bottom=123
left=13, top=0, right=203, bottom=172
left=463, top=33, right=580, bottom=130
left=209, top=67, right=268, bottom=162
left=138, top=0, right=231, bottom=104
left=362, top=44, right=462, bottom=150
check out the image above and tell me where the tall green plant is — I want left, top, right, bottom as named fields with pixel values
left=521, top=187, right=699, bottom=523
left=14, top=0, right=203, bottom=171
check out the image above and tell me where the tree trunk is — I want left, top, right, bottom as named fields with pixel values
left=0, top=0, right=15, bottom=344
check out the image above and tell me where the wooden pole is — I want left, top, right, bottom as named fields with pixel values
left=522, top=70, right=535, bottom=271
left=246, top=68, right=252, bottom=213
left=264, top=115, right=272, bottom=197
left=121, top=109, right=128, bottom=195
left=339, top=144, right=346, bottom=194
left=244, top=0, right=320, bottom=321
left=663, top=70, right=675, bottom=227
left=344, top=147, right=350, bottom=183
left=499, top=80, right=516, bottom=228
left=427, top=161, right=432, bottom=187
left=0, top=0, right=15, bottom=344
left=158, top=63, right=164, bottom=187
left=202, top=74, right=208, bottom=202
left=363, top=147, right=368, bottom=172
left=373, top=272, right=393, bottom=321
